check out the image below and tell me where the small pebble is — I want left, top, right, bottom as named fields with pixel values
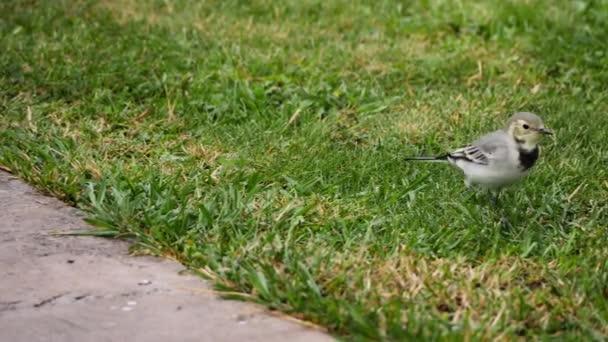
left=127, top=301, right=137, bottom=306
left=121, top=306, right=133, bottom=312
left=138, top=279, right=152, bottom=286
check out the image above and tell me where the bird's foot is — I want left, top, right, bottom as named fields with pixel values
left=500, top=216, right=512, bottom=230
left=489, top=193, right=499, bottom=208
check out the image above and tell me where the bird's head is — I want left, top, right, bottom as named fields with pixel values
left=506, top=112, right=552, bottom=147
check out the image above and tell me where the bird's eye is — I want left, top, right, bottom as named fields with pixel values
left=522, top=124, right=529, bottom=129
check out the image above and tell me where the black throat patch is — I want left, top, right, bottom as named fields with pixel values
left=518, top=146, right=539, bottom=170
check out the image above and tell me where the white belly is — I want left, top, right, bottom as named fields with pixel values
left=452, top=160, right=526, bottom=188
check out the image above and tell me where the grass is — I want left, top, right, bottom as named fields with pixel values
left=2, top=0, right=608, bottom=339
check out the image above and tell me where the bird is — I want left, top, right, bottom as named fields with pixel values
left=405, top=112, right=553, bottom=206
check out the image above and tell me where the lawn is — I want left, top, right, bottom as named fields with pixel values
left=2, top=0, right=608, bottom=339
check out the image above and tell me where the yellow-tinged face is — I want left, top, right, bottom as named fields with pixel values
left=510, top=119, right=553, bottom=144
left=506, top=112, right=552, bottom=145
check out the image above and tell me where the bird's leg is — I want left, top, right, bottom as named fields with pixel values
left=500, top=216, right=512, bottom=229
left=488, top=189, right=512, bottom=229
left=488, top=189, right=499, bottom=208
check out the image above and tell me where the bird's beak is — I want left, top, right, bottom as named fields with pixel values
left=539, top=128, right=553, bottom=135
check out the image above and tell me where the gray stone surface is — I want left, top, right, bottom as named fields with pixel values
left=0, top=171, right=332, bottom=342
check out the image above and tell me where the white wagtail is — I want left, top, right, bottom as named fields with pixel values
left=405, top=112, right=552, bottom=205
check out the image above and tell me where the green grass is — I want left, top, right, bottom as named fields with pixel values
left=2, top=0, right=608, bottom=339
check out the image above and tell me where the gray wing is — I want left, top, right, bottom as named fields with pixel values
left=448, top=131, right=511, bottom=165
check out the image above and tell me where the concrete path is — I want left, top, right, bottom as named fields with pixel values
left=0, top=171, right=332, bottom=342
